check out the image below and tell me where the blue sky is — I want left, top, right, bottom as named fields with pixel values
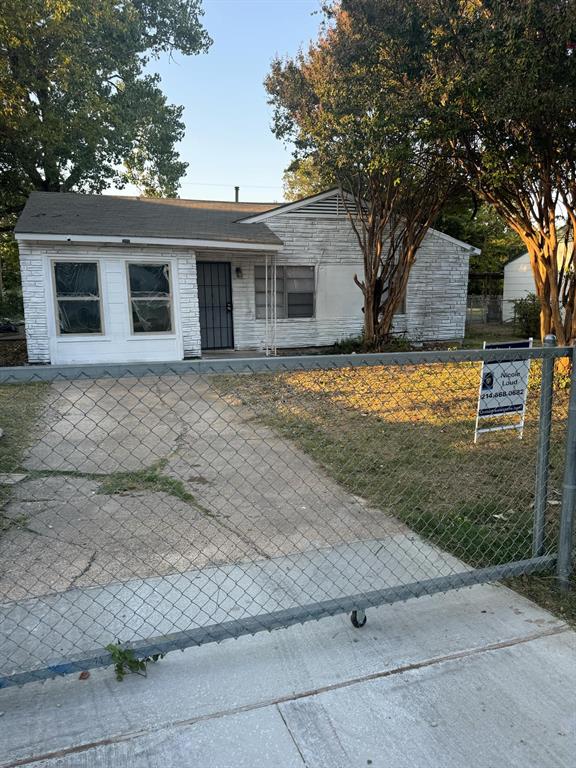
left=142, top=0, right=323, bottom=203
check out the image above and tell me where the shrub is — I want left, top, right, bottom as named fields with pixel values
left=513, top=293, right=540, bottom=338
left=332, top=333, right=412, bottom=354
left=0, top=290, right=23, bottom=321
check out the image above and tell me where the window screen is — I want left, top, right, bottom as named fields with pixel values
left=255, top=265, right=314, bottom=319
left=128, top=263, right=173, bottom=333
left=54, top=262, right=102, bottom=334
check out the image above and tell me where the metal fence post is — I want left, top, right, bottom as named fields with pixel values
left=557, top=345, right=576, bottom=590
left=533, top=335, right=556, bottom=557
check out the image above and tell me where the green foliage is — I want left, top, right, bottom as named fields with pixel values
left=282, top=157, right=334, bottom=201
left=0, top=383, right=50, bottom=474
left=435, top=195, right=525, bottom=275
left=96, top=458, right=212, bottom=511
left=414, top=0, right=576, bottom=343
left=0, top=0, right=211, bottom=306
left=331, top=334, right=412, bottom=354
left=513, top=294, right=541, bottom=338
left=0, top=381, right=49, bottom=530
left=0, top=0, right=211, bottom=203
left=20, top=459, right=217, bottom=516
left=105, top=641, right=164, bottom=682
left=0, top=234, right=23, bottom=319
left=265, top=1, right=457, bottom=345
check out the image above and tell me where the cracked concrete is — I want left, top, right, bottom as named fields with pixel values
left=1, top=375, right=404, bottom=604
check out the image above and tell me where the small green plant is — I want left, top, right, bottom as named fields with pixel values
left=331, top=333, right=413, bottom=354
left=105, top=640, right=164, bottom=681
left=513, top=293, right=541, bottom=337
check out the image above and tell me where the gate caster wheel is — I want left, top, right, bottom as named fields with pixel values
left=350, top=610, right=367, bottom=628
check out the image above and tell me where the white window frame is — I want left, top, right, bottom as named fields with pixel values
left=126, top=261, right=175, bottom=336
left=52, top=259, right=104, bottom=337
left=255, top=264, right=316, bottom=320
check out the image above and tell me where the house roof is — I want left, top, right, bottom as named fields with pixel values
left=15, top=188, right=481, bottom=255
left=15, top=192, right=283, bottom=247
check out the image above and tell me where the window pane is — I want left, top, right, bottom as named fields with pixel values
left=129, top=264, right=170, bottom=297
left=286, top=277, right=315, bottom=292
left=55, top=263, right=99, bottom=297
left=255, top=290, right=284, bottom=307
left=131, top=299, right=172, bottom=333
left=287, top=292, right=314, bottom=318
left=286, top=266, right=314, bottom=280
left=255, top=265, right=285, bottom=280
left=58, top=300, right=101, bottom=334
left=255, top=277, right=285, bottom=292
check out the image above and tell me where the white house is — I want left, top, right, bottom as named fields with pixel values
left=502, top=252, right=534, bottom=321
left=503, top=241, right=574, bottom=321
left=15, top=189, right=478, bottom=365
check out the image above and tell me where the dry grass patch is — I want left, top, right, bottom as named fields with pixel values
left=216, top=361, right=573, bottom=622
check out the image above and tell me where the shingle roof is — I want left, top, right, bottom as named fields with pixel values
left=15, top=192, right=283, bottom=246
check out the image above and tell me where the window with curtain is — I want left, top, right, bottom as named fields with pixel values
left=53, top=262, right=102, bottom=334
left=254, top=265, right=314, bottom=319
left=128, top=263, right=173, bottom=333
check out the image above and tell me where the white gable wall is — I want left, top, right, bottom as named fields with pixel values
left=503, top=243, right=574, bottom=322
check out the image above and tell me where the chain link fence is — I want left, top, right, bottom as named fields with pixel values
left=0, top=346, right=574, bottom=687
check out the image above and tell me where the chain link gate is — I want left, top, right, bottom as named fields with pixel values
left=0, top=345, right=574, bottom=688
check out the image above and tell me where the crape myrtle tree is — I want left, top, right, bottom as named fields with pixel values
left=265, top=0, right=456, bottom=347
left=417, top=0, right=576, bottom=343
left=0, top=0, right=211, bottom=314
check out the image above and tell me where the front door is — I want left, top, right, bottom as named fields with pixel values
left=197, top=261, right=234, bottom=350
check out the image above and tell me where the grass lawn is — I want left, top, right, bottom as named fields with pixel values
left=0, top=382, right=50, bottom=531
left=219, top=360, right=575, bottom=624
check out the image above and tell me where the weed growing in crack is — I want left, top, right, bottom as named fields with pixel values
left=105, top=640, right=164, bottom=682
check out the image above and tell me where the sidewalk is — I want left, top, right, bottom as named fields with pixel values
left=1, top=583, right=574, bottom=767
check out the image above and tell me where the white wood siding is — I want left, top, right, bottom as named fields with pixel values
left=19, top=209, right=471, bottom=363
left=20, top=242, right=201, bottom=364
left=196, top=216, right=470, bottom=350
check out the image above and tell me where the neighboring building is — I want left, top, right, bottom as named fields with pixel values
left=15, top=189, right=478, bottom=365
left=502, top=252, right=534, bottom=322
left=503, top=240, right=574, bottom=322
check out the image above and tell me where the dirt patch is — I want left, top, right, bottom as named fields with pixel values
left=0, top=338, right=27, bottom=366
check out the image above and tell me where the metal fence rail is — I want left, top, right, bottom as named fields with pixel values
left=0, top=346, right=573, bottom=688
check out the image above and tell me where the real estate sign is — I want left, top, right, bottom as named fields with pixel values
left=474, top=339, right=532, bottom=442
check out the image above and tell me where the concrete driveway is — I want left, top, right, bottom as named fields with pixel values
left=2, top=374, right=459, bottom=681
left=1, top=375, right=405, bottom=601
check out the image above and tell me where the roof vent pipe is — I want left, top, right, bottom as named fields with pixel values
left=235, top=186, right=239, bottom=203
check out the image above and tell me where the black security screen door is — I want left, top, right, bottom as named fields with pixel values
left=197, top=261, right=234, bottom=350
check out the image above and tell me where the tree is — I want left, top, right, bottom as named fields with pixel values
left=282, top=156, right=334, bottom=201
left=0, top=0, right=210, bottom=203
left=0, top=0, right=210, bottom=316
left=415, top=0, right=576, bottom=343
left=436, top=194, right=525, bottom=276
left=265, top=1, right=456, bottom=346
